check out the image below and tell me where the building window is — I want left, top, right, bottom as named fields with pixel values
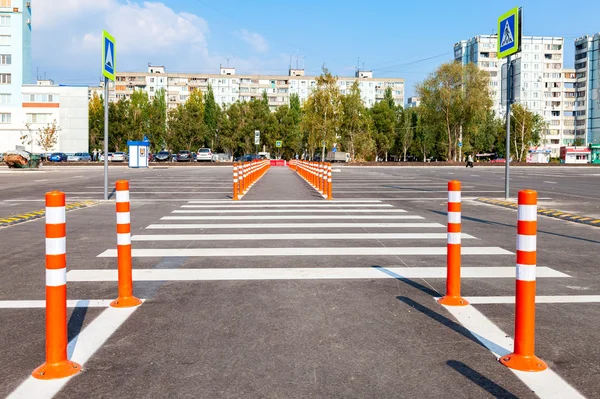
left=0, top=73, right=10, bottom=84
left=22, top=93, right=58, bottom=102
left=0, top=0, right=12, bottom=7
left=0, top=35, right=10, bottom=46
left=0, top=54, right=10, bottom=64
left=0, top=112, right=10, bottom=123
left=0, top=93, right=9, bottom=104
left=0, top=16, right=9, bottom=26
left=26, top=113, right=52, bottom=124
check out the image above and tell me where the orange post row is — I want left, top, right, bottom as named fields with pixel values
left=292, top=160, right=333, bottom=199
left=438, top=180, right=468, bottom=306
left=233, top=164, right=239, bottom=201
left=500, top=190, right=547, bottom=372
left=32, top=191, right=81, bottom=380
left=234, top=160, right=270, bottom=199
left=111, top=181, right=142, bottom=308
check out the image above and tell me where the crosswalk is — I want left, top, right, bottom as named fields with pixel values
left=72, top=199, right=570, bottom=283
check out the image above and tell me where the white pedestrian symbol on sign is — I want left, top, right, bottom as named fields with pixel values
left=105, top=44, right=113, bottom=69
left=501, top=20, right=514, bottom=47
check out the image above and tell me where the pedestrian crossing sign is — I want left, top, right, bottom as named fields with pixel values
left=497, top=7, right=521, bottom=59
left=102, top=30, right=116, bottom=81
left=276, top=140, right=282, bottom=148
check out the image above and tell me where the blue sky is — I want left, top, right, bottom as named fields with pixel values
left=33, top=0, right=600, bottom=101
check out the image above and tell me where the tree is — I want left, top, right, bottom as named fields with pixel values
left=510, top=103, right=546, bottom=162
left=371, top=92, right=396, bottom=161
left=302, top=67, right=342, bottom=159
left=147, top=88, right=167, bottom=151
left=89, top=92, right=104, bottom=151
left=417, top=61, right=492, bottom=161
left=412, top=106, right=437, bottom=162
left=397, top=107, right=416, bottom=161
left=204, top=84, right=218, bottom=145
left=36, top=120, right=60, bottom=152
left=341, top=81, right=374, bottom=161
left=130, top=89, right=149, bottom=141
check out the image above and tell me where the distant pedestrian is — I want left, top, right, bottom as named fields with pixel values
left=92, top=149, right=97, bottom=161
left=466, top=154, right=474, bottom=168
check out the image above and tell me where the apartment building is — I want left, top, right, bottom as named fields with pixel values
left=454, top=35, right=571, bottom=156
left=574, top=33, right=600, bottom=145
left=110, top=65, right=405, bottom=111
left=0, top=0, right=89, bottom=153
left=406, top=96, right=420, bottom=108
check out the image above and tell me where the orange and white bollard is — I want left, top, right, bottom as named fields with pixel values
left=327, top=163, right=333, bottom=200
left=32, top=191, right=81, bottom=380
left=111, top=181, right=142, bottom=308
left=438, top=180, right=468, bottom=306
left=233, top=164, right=239, bottom=201
left=322, top=163, right=328, bottom=197
left=500, top=190, right=547, bottom=372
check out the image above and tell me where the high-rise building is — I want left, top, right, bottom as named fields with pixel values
left=109, top=65, right=405, bottom=111
left=574, top=33, right=600, bottom=145
left=454, top=35, right=571, bottom=157
left=0, top=0, right=89, bottom=154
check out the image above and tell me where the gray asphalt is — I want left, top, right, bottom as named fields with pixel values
left=1, top=164, right=598, bottom=398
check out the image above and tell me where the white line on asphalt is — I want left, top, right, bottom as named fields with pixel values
left=64, top=191, right=231, bottom=194
left=67, top=266, right=567, bottom=282
left=187, top=200, right=383, bottom=203
left=543, top=181, right=558, bottom=184
left=131, top=233, right=477, bottom=241
left=86, top=185, right=231, bottom=188
left=461, top=295, right=600, bottom=304
left=180, top=204, right=393, bottom=208
left=0, top=299, right=114, bottom=309
left=171, top=209, right=408, bottom=214
left=442, top=304, right=584, bottom=399
left=160, top=215, right=423, bottom=221
left=7, top=304, right=143, bottom=399
left=333, top=190, right=505, bottom=193
left=146, top=222, right=445, bottom=229
left=97, top=246, right=512, bottom=257
left=34, top=179, right=49, bottom=182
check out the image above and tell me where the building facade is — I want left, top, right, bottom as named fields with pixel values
left=109, top=65, right=405, bottom=111
left=0, top=0, right=89, bottom=154
left=574, top=33, right=600, bottom=145
left=406, top=96, right=420, bottom=108
left=454, top=35, right=572, bottom=157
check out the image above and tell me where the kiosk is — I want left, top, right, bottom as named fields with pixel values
left=559, top=146, right=591, bottom=164
left=127, top=140, right=150, bottom=168
left=590, top=144, right=600, bottom=164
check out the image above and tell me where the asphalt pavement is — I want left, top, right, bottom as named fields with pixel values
left=1, top=164, right=599, bottom=398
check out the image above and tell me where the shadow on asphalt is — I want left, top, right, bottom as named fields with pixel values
left=447, top=360, right=520, bottom=399
left=429, top=209, right=600, bottom=245
left=396, top=296, right=506, bottom=354
left=67, top=304, right=89, bottom=358
left=372, top=265, right=440, bottom=297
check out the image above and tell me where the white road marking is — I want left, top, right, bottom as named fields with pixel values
left=180, top=204, right=393, bottom=208
left=462, top=295, right=600, bottom=304
left=187, top=200, right=383, bottom=204
left=147, top=222, right=445, bottom=229
left=171, top=209, right=408, bottom=214
left=68, top=266, right=567, bottom=282
left=34, top=179, right=49, bottom=182
left=543, top=181, right=558, bottom=184
left=64, top=192, right=231, bottom=195
left=0, top=299, right=115, bottom=309
left=97, top=246, right=512, bottom=258
left=442, top=304, right=584, bottom=399
left=161, top=215, right=423, bottom=221
left=131, top=233, right=477, bottom=241
left=7, top=304, right=142, bottom=399
left=333, top=190, right=504, bottom=194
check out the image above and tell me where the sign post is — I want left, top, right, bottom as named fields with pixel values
left=254, top=130, right=260, bottom=156
left=276, top=140, right=282, bottom=160
left=102, top=30, right=116, bottom=201
left=497, top=7, right=522, bottom=200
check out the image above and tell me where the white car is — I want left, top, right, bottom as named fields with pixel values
left=99, top=153, right=113, bottom=162
left=196, top=148, right=213, bottom=162
left=67, top=152, right=92, bottom=162
left=111, top=152, right=128, bottom=162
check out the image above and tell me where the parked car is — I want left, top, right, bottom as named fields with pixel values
left=111, top=152, right=128, bottom=162
left=176, top=150, right=194, bottom=162
left=67, top=152, right=92, bottom=162
left=235, top=154, right=260, bottom=162
left=196, top=148, right=213, bottom=162
left=489, top=158, right=506, bottom=163
left=99, top=153, right=113, bottom=162
left=154, top=151, right=171, bottom=162
left=48, top=152, right=68, bottom=162
left=0, top=153, right=4, bottom=163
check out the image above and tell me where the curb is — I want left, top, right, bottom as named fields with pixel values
left=475, top=198, right=600, bottom=228
left=0, top=201, right=98, bottom=229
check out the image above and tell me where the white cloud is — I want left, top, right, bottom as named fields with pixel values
left=237, top=29, right=269, bottom=53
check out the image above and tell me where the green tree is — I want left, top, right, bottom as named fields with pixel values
left=341, top=81, right=374, bottom=161
left=510, top=103, right=546, bottom=162
left=371, top=95, right=396, bottom=161
left=88, top=92, right=104, bottom=151
left=417, top=61, right=492, bottom=161
left=396, top=107, right=416, bottom=162
left=204, top=84, right=218, bottom=146
left=147, top=88, right=167, bottom=151
left=412, top=106, right=438, bottom=162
